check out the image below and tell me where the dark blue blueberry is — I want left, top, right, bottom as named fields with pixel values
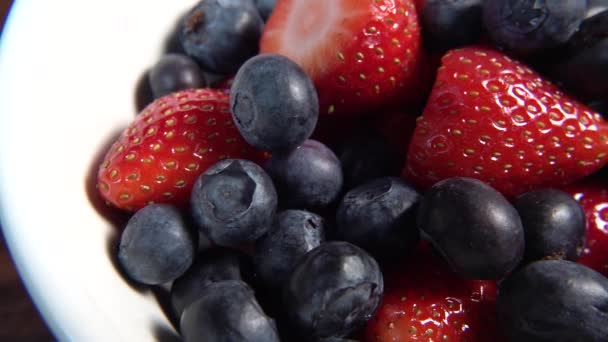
left=335, top=177, right=420, bottom=259
left=191, top=159, right=277, bottom=247
left=334, top=131, right=403, bottom=190
left=255, top=0, right=277, bottom=20
left=547, top=10, right=608, bottom=101
left=266, top=140, right=343, bottom=209
left=284, top=241, right=383, bottom=340
left=514, top=189, right=586, bottom=263
left=498, top=260, right=608, bottom=341
left=483, top=0, right=587, bottom=56
left=180, top=280, right=280, bottom=342
left=117, top=204, right=195, bottom=285
left=231, top=54, right=319, bottom=152
left=179, top=0, right=264, bottom=74
left=148, top=54, right=206, bottom=99
left=171, top=248, right=246, bottom=317
left=587, top=0, right=608, bottom=18
left=254, top=210, right=325, bottom=291
left=417, top=177, right=525, bottom=279
left=421, top=0, right=483, bottom=51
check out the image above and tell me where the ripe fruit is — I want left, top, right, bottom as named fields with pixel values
left=97, top=89, right=262, bottom=211
left=118, top=204, right=195, bottom=285
left=180, top=281, right=280, bottom=342
left=514, top=189, right=586, bottom=263
left=498, top=260, right=608, bottom=341
left=404, top=46, right=608, bottom=197
left=284, top=242, right=383, bottom=340
left=260, top=0, right=425, bottom=116
left=483, top=0, right=586, bottom=56
left=254, top=210, right=325, bottom=291
left=417, top=177, right=525, bottom=279
left=265, top=140, right=343, bottom=209
left=148, top=54, right=206, bottom=99
left=230, top=54, right=319, bottom=152
left=179, top=0, right=264, bottom=74
left=190, top=159, right=277, bottom=247
left=365, top=248, right=503, bottom=342
left=562, top=178, right=608, bottom=277
left=335, top=177, right=420, bottom=259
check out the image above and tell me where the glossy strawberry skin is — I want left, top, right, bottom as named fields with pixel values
left=404, top=46, right=608, bottom=197
left=562, top=178, right=608, bottom=277
left=364, top=247, right=503, bottom=342
left=97, top=89, right=261, bottom=211
left=261, top=0, right=426, bottom=116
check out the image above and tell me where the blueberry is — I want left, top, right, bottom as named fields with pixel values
left=148, top=54, right=206, bottom=99
left=266, top=140, right=343, bottom=209
left=498, top=260, right=608, bottom=341
left=335, top=178, right=420, bottom=259
left=483, top=0, right=587, bottom=56
left=514, top=189, right=586, bottom=263
left=231, top=54, right=319, bottom=152
left=171, top=248, right=246, bottom=317
left=255, top=0, right=277, bottom=20
left=254, top=210, right=325, bottom=291
left=547, top=10, right=608, bottom=100
left=191, top=159, right=277, bottom=247
left=179, top=0, right=264, bottom=74
left=284, top=241, right=383, bottom=339
left=117, top=204, right=195, bottom=285
left=417, top=177, right=525, bottom=279
left=421, top=0, right=483, bottom=52
left=587, top=0, right=608, bottom=18
left=334, top=131, right=403, bottom=190
left=181, top=280, right=280, bottom=342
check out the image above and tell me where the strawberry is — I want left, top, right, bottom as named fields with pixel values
left=364, top=247, right=504, bottom=342
left=97, top=89, right=262, bottom=211
left=260, top=0, right=426, bottom=116
left=561, top=177, right=608, bottom=277
left=404, top=46, right=608, bottom=197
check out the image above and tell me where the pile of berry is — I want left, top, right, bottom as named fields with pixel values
left=96, top=0, right=608, bottom=341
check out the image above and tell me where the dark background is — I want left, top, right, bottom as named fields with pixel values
left=1, top=1, right=55, bottom=340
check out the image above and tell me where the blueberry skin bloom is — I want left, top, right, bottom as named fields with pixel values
left=336, top=177, right=420, bottom=259
left=483, top=0, right=587, bottom=56
left=180, top=280, right=280, bottom=342
left=254, top=0, right=277, bottom=20
left=498, top=260, right=608, bottom=341
left=179, top=0, right=264, bottom=74
left=254, top=210, right=325, bottom=291
left=266, top=140, right=343, bottom=209
left=191, top=159, right=277, bottom=247
left=118, top=204, right=195, bottom=285
left=417, top=177, right=525, bottom=280
left=171, top=248, right=245, bottom=317
left=284, top=241, right=384, bottom=340
left=148, top=54, right=206, bottom=99
left=230, top=54, right=319, bottom=152
left=514, top=189, right=586, bottom=263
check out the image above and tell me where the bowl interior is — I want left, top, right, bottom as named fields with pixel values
left=0, top=0, right=196, bottom=340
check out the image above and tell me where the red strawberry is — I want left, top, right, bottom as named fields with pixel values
left=365, top=248, right=504, bottom=342
left=97, top=89, right=262, bottom=211
left=561, top=178, right=608, bottom=277
left=404, top=46, right=608, bottom=197
left=260, top=0, right=426, bottom=116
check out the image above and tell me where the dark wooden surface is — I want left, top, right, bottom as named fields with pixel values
left=1, top=0, right=55, bottom=340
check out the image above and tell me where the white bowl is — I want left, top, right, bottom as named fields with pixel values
left=0, top=0, right=196, bottom=340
